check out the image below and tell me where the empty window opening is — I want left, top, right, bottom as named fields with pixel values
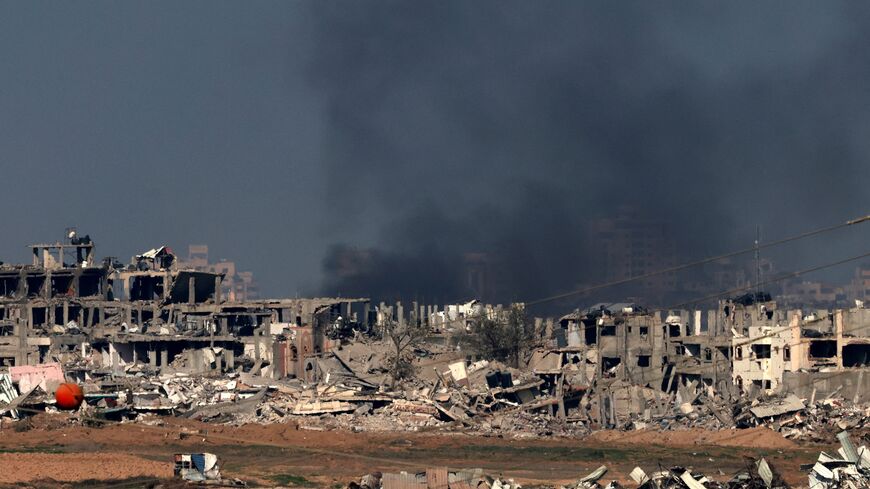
left=600, top=325, right=616, bottom=336
left=752, top=344, right=771, bottom=359
left=843, top=344, right=870, bottom=368
left=31, top=307, right=47, bottom=326
left=669, top=324, right=681, bottom=337
left=0, top=277, right=19, bottom=298
left=25, top=276, right=45, bottom=298
left=130, top=276, right=164, bottom=301
left=735, top=346, right=743, bottom=360
left=809, top=340, right=837, bottom=359
left=602, top=357, right=621, bottom=376
left=639, top=326, right=649, bottom=337
left=583, top=321, right=598, bottom=345
left=50, top=276, right=74, bottom=298
left=78, top=273, right=102, bottom=297
left=783, top=345, right=791, bottom=361
left=704, top=348, right=713, bottom=362
left=637, top=355, right=651, bottom=367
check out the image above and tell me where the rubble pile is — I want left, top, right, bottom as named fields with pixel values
left=624, top=459, right=789, bottom=489
left=732, top=394, right=870, bottom=443
left=805, top=431, right=870, bottom=488
left=346, top=468, right=522, bottom=489
left=6, top=342, right=870, bottom=445
left=344, top=457, right=793, bottom=489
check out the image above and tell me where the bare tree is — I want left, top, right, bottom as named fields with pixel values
left=382, top=314, right=430, bottom=386
left=466, top=304, right=536, bottom=368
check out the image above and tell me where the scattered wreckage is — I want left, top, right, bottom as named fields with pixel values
left=344, top=457, right=792, bottom=489
left=5, top=234, right=870, bottom=486
left=804, top=431, right=870, bottom=489
left=174, top=452, right=247, bottom=486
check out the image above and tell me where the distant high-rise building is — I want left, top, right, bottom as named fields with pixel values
left=588, top=206, right=678, bottom=304
left=780, top=279, right=847, bottom=308
left=462, top=252, right=491, bottom=300
left=850, top=263, right=870, bottom=304
left=177, top=245, right=259, bottom=301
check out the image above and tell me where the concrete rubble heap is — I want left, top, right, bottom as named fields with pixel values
left=345, top=456, right=793, bottom=489
left=805, top=431, right=870, bottom=488
left=5, top=233, right=870, bottom=484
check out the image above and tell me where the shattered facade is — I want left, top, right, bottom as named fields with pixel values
left=0, top=233, right=369, bottom=383
left=4, top=232, right=870, bottom=487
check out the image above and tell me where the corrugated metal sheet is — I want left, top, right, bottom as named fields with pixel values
left=578, top=465, right=607, bottom=483
left=382, top=472, right=426, bottom=489
left=426, top=467, right=448, bottom=489
left=749, top=394, right=805, bottom=418
left=680, top=471, right=707, bottom=489
left=0, top=373, right=19, bottom=419
left=756, top=458, right=773, bottom=488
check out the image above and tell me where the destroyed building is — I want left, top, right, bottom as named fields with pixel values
left=0, top=232, right=370, bottom=381
left=3, top=230, right=870, bottom=481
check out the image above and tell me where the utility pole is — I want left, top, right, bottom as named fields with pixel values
left=754, top=224, right=761, bottom=298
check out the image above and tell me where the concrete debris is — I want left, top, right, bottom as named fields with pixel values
left=174, top=452, right=247, bottom=486
left=347, top=460, right=792, bottom=489
left=734, top=394, right=870, bottom=443
left=174, top=452, right=221, bottom=482
left=347, top=468, right=517, bottom=489
left=805, top=431, right=870, bottom=488
left=4, top=233, right=870, bottom=481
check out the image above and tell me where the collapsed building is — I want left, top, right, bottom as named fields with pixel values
left=1, top=233, right=870, bottom=449
left=0, top=232, right=369, bottom=382
left=537, top=293, right=870, bottom=427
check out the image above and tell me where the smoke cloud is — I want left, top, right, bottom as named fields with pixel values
left=308, top=2, right=870, bottom=310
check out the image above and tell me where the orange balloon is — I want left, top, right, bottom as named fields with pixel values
left=55, top=383, right=84, bottom=410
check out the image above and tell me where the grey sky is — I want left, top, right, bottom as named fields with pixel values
left=0, top=2, right=327, bottom=295
left=1, top=2, right=868, bottom=302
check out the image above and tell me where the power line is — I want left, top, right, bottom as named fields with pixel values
left=6, top=219, right=870, bottom=483
left=5, top=255, right=868, bottom=487
left=526, top=213, right=870, bottom=306
left=341, top=249, right=870, bottom=388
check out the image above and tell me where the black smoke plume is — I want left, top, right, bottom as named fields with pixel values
left=309, top=3, right=870, bottom=310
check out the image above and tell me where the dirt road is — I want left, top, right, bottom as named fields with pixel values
left=0, top=414, right=830, bottom=488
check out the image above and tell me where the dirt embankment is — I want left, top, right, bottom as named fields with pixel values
left=0, top=414, right=827, bottom=487
left=585, top=426, right=799, bottom=450
left=0, top=452, right=172, bottom=484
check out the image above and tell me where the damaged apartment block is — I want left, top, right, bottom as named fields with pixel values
left=0, top=231, right=371, bottom=383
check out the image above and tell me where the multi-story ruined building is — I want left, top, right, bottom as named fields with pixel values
left=547, top=292, right=870, bottom=414
left=176, top=244, right=259, bottom=301
left=0, top=233, right=369, bottom=381
left=589, top=208, right=679, bottom=303
left=850, top=262, right=870, bottom=304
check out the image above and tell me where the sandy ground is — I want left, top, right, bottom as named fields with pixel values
left=0, top=414, right=836, bottom=488
left=0, top=452, right=172, bottom=483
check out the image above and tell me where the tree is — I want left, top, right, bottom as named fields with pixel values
left=466, top=304, right=537, bottom=368
left=381, top=314, right=430, bottom=386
